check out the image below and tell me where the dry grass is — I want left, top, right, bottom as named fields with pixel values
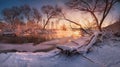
left=0, top=35, right=48, bottom=44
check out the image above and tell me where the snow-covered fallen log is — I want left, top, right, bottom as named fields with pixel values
left=56, top=31, right=101, bottom=55
left=80, top=32, right=100, bottom=53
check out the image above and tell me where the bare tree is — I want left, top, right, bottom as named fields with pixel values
left=20, top=5, right=43, bottom=29
left=66, top=0, right=120, bottom=32
left=20, top=5, right=32, bottom=22
left=2, top=6, right=21, bottom=30
left=32, top=8, right=42, bottom=24
left=41, top=5, right=89, bottom=34
left=32, top=8, right=42, bottom=29
left=2, top=5, right=43, bottom=31
left=41, top=5, right=62, bottom=30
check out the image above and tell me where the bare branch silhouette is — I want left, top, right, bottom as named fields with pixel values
left=66, top=0, right=119, bottom=32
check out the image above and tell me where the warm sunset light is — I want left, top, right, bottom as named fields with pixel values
left=0, top=0, right=120, bottom=67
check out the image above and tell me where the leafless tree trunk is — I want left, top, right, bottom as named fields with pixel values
left=66, top=0, right=119, bottom=32
left=42, top=16, right=52, bottom=30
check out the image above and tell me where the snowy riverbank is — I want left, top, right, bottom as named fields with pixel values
left=0, top=37, right=120, bottom=67
left=0, top=45, right=120, bottom=67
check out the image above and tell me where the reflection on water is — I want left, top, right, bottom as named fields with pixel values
left=38, top=30, right=82, bottom=40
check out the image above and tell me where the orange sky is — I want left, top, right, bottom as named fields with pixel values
left=46, top=9, right=115, bottom=29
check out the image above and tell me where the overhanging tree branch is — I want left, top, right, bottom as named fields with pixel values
left=66, top=0, right=119, bottom=32
left=61, top=12, right=90, bottom=34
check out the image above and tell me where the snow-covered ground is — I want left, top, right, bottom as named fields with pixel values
left=0, top=43, right=120, bottom=67
left=0, top=36, right=120, bottom=67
